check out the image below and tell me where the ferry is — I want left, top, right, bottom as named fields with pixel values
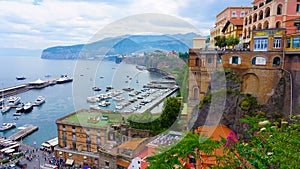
left=56, top=75, right=73, bottom=84
left=34, top=96, right=45, bottom=106
left=0, top=123, right=16, bottom=131
left=6, top=97, right=21, bottom=106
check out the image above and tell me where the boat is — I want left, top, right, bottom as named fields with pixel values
left=106, top=86, right=113, bottom=90
left=99, top=101, right=110, bottom=107
left=123, top=87, right=134, bottom=92
left=16, top=103, right=24, bottom=112
left=6, top=97, right=21, bottom=106
left=129, top=98, right=137, bottom=103
left=56, top=75, right=73, bottom=84
left=92, top=87, right=101, bottom=91
left=16, top=76, right=26, bottom=80
left=89, top=105, right=101, bottom=110
left=87, top=96, right=100, bottom=103
left=13, top=112, right=22, bottom=116
left=0, top=98, right=4, bottom=105
left=0, top=123, right=16, bottom=131
left=1, top=106, right=11, bottom=113
left=34, top=96, right=45, bottom=106
left=23, top=102, right=33, bottom=112
left=112, top=96, right=125, bottom=101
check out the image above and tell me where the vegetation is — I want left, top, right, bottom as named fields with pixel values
left=225, top=35, right=240, bottom=48
left=176, top=64, right=189, bottom=101
left=214, top=36, right=227, bottom=49
left=128, top=97, right=181, bottom=134
left=214, top=35, right=240, bottom=49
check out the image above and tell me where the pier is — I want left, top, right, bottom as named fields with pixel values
left=8, top=125, right=39, bottom=141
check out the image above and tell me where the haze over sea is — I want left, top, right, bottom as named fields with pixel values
left=0, top=55, right=163, bottom=146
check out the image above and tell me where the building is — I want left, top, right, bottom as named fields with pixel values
left=242, top=0, right=300, bottom=47
left=210, top=6, right=252, bottom=47
left=54, top=109, right=150, bottom=168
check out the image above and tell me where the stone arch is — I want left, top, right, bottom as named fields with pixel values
left=195, top=57, right=200, bottom=67
left=252, top=25, right=256, bottom=30
left=265, top=7, right=270, bottom=18
left=249, top=15, right=252, bottom=24
left=241, top=73, right=259, bottom=95
left=263, top=20, right=269, bottom=29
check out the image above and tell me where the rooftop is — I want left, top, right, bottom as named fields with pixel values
left=118, top=138, right=147, bottom=150
left=57, top=110, right=126, bottom=127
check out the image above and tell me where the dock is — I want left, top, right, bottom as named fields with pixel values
left=8, top=125, right=39, bottom=141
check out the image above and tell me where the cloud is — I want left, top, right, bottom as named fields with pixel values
left=0, top=0, right=252, bottom=49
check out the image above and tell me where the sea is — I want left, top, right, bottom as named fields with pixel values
left=0, top=55, right=164, bottom=147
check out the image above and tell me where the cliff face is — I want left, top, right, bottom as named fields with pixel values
left=188, top=70, right=291, bottom=137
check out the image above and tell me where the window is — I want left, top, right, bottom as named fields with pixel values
left=254, top=37, right=268, bottom=51
left=63, top=140, right=67, bottom=147
left=72, top=134, right=76, bottom=141
left=195, top=58, right=200, bottom=67
left=297, top=4, right=300, bottom=12
left=277, top=4, right=282, bottom=15
left=273, top=38, right=282, bottom=48
left=292, top=37, right=300, bottom=48
left=252, top=56, right=266, bottom=65
left=87, top=144, right=91, bottom=152
left=105, top=161, right=110, bottom=167
left=273, top=57, right=281, bottom=66
left=230, top=56, right=240, bottom=64
left=207, top=57, right=212, bottom=63
left=217, top=56, right=222, bottom=64
left=241, top=12, right=245, bottom=17
left=287, top=38, right=291, bottom=48
left=232, top=12, right=237, bottom=17
left=72, top=142, right=76, bottom=150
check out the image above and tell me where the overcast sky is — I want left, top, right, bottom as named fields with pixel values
left=0, top=0, right=252, bottom=49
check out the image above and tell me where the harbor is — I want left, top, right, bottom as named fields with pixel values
left=8, top=125, right=39, bottom=141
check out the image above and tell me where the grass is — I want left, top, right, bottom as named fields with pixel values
left=62, top=111, right=126, bottom=127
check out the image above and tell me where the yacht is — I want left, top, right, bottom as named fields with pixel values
left=1, top=106, right=11, bottom=113
left=6, top=96, right=21, bottom=106
left=89, top=105, right=101, bottom=110
left=99, top=101, right=110, bottom=107
left=0, top=123, right=16, bottom=131
left=16, top=103, right=24, bottom=112
left=23, top=102, right=33, bottom=112
left=56, top=75, right=73, bottom=84
left=34, top=96, right=45, bottom=106
left=112, top=96, right=125, bottom=101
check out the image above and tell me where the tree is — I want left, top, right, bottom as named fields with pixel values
left=214, top=36, right=227, bottom=49
left=226, top=35, right=240, bottom=48
left=160, top=97, right=181, bottom=128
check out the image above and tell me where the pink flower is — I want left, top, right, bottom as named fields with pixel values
left=243, top=123, right=249, bottom=127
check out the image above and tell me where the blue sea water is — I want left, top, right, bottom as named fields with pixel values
left=0, top=56, right=163, bottom=146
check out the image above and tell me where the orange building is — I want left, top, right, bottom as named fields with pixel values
left=210, top=6, right=252, bottom=47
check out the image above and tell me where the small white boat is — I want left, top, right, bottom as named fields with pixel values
left=6, top=96, right=21, bottom=106
left=89, top=105, right=101, bottom=110
left=13, top=112, right=22, bottom=116
left=99, top=101, right=110, bottom=107
left=34, top=96, right=45, bottom=105
left=23, top=102, right=33, bottom=112
left=16, top=103, right=24, bottom=112
left=0, top=123, right=16, bottom=131
left=113, top=96, right=125, bottom=101
left=1, top=106, right=11, bottom=113
left=87, top=96, right=100, bottom=103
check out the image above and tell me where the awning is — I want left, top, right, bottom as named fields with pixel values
left=41, top=143, right=51, bottom=148
left=5, top=149, right=15, bottom=154
left=116, top=159, right=130, bottom=168
left=66, top=159, right=74, bottom=166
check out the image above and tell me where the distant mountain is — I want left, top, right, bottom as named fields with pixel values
left=0, top=48, right=42, bottom=57
left=41, top=32, right=200, bottom=59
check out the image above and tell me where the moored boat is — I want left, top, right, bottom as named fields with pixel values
left=89, top=105, right=101, bottom=110
left=56, top=75, right=73, bottom=84
left=0, top=123, right=16, bottom=131
left=6, top=96, right=21, bottom=106
left=1, top=106, right=11, bottom=113
left=16, top=103, right=24, bottom=112
left=34, top=96, right=45, bottom=106
left=23, top=102, right=33, bottom=112
left=99, top=101, right=110, bottom=107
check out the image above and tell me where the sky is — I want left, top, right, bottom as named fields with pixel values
left=0, top=0, right=252, bottom=50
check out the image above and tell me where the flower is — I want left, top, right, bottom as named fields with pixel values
left=258, top=120, right=270, bottom=127
left=243, top=123, right=249, bottom=127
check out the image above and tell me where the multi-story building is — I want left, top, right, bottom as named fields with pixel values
left=242, top=0, right=300, bottom=48
left=54, top=109, right=150, bottom=168
left=210, top=6, right=252, bottom=47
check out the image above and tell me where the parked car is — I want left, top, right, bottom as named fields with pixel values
left=15, top=160, right=27, bottom=169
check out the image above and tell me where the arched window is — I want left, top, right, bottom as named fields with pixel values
left=259, top=10, right=264, bottom=20
left=252, top=25, right=256, bottom=30
left=273, top=57, right=281, bottom=66
left=258, top=23, right=262, bottom=29
left=253, top=13, right=258, bottom=22
left=249, top=16, right=252, bottom=24
left=276, top=21, right=281, bottom=28
left=245, top=18, right=248, bottom=25
left=193, top=87, right=199, bottom=100
left=277, top=4, right=282, bottom=15
left=243, top=28, right=247, bottom=39
left=263, top=21, right=269, bottom=29
left=195, top=58, right=200, bottom=67
left=265, top=7, right=270, bottom=17
left=248, top=27, right=251, bottom=38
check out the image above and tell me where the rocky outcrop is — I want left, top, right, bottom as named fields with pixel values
left=188, top=70, right=291, bottom=137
